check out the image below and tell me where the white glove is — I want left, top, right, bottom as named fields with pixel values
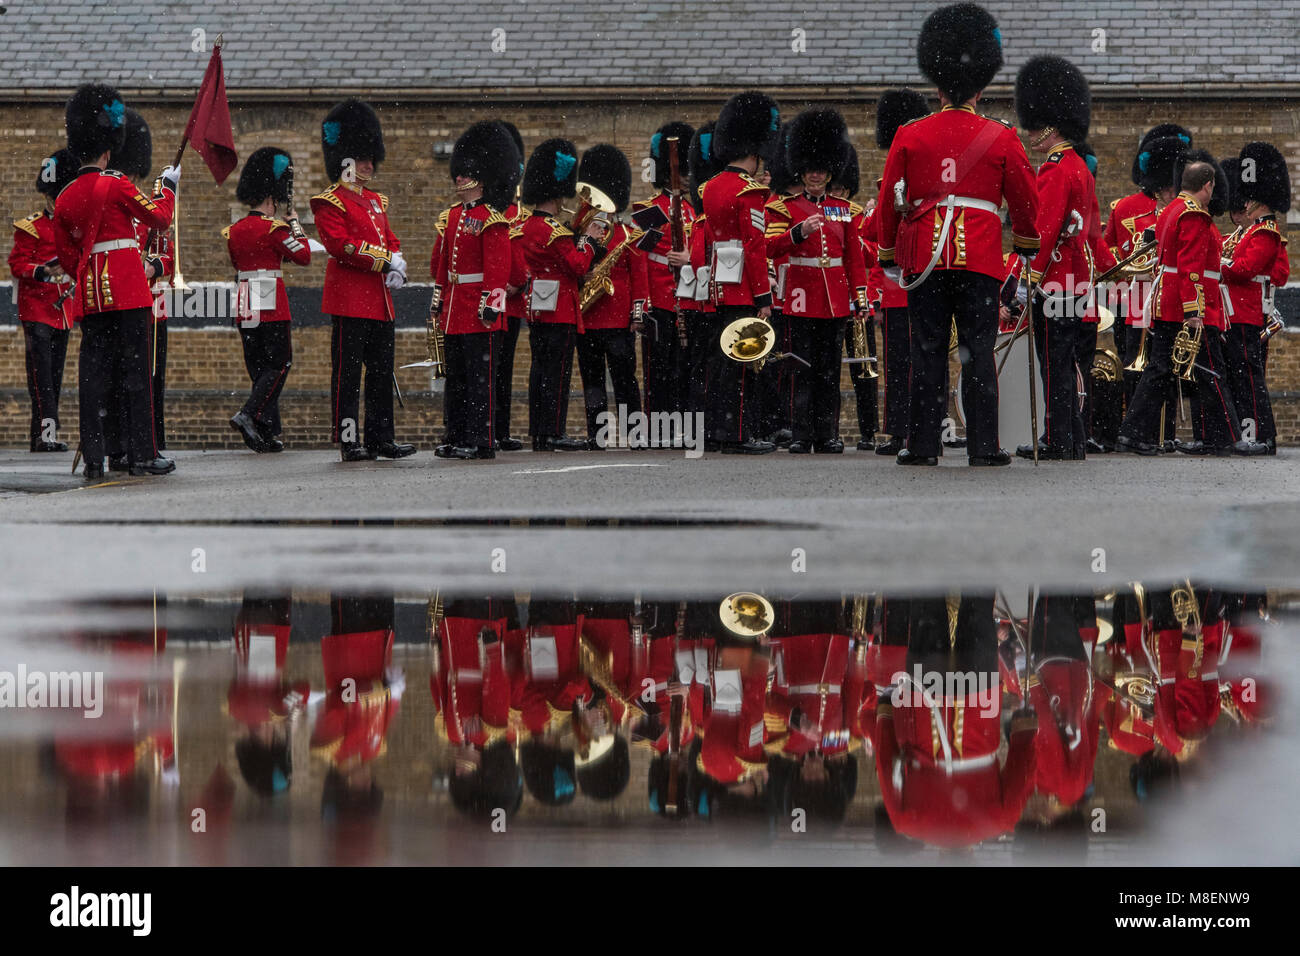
left=160, top=165, right=181, bottom=188
left=307, top=238, right=327, bottom=254
left=385, top=268, right=406, bottom=291
left=390, top=251, right=407, bottom=276
left=883, top=264, right=903, bottom=286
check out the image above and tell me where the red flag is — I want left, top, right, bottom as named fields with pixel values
left=183, top=42, right=237, bottom=184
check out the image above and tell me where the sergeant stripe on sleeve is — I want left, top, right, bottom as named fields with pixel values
left=749, top=208, right=765, bottom=233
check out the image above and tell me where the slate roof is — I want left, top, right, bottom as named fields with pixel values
left=1, top=0, right=1297, bottom=93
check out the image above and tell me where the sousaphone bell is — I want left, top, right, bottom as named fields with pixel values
left=719, top=592, right=776, bottom=641
left=719, top=316, right=809, bottom=371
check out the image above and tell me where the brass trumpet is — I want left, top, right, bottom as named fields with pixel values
left=400, top=285, right=447, bottom=380
left=1124, top=324, right=1149, bottom=372
left=566, top=181, right=616, bottom=237
left=848, top=317, right=879, bottom=380
left=1171, top=320, right=1203, bottom=381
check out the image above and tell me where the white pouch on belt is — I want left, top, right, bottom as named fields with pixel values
left=694, top=266, right=711, bottom=302
left=249, top=276, right=277, bottom=312
left=675, top=264, right=695, bottom=299
left=530, top=278, right=560, bottom=313
left=713, top=241, right=744, bottom=284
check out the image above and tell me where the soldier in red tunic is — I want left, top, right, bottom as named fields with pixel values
left=54, top=84, right=177, bottom=480
left=575, top=145, right=647, bottom=448
left=494, top=121, right=528, bottom=452
left=311, top=99, right=415, bottom=463
left=633, top=121, right=696, bottom=423
left=1221, top=142, right=1290, bottom=454
left=703, top=90, right=782, bottom=454
left=875, top=4, right=1040, bottom=466
left=431, top=121, right=520, bottom=460
left=519, top=138, right=605, bottom=451
left=1014, top=56, right=1105, bottom=461
left=831, top=144, right=878, bottom=450
left=867, top=90, right=930, bottom=456
left=683, top=123, right=722, bottom=430
left=756, top=121, right=796, bottom=446
left=227, top=147, right=311, bottom=453
left=9, top=148, right=78, bottom=452
left=765, top=109, right=866, bottom=455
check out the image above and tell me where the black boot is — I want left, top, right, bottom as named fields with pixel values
left=341, top=443, right=375, bottom=462
left=231, top=410, right=269, bottom=452
left=130, top=457, right=176, bottom=476
left=371, top=441, right=417, bottom=459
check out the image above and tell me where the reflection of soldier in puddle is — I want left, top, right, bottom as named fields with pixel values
left=872, top=594, right=1037, bottom=848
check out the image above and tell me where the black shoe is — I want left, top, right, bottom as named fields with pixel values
left=371, top=441, right=417, bottom=459
left=874, top=436, right=903, bottom=456
left=1161, top=439, right=1177, bottom=454
left=1232, top=440, right=1269, bottom=457
left=83, top=461, right=105, bottom=481
left=108, top=455, right=130, bottom=473
left=129, top=457, right=175, bottom=476
left=532, top=436, right=554, bottom=452
left=1016, top=442, right=1070, bottom=461
left=770, top=428, right=793, bottom=449
left=230, top=411, right=269, bottom=453
left=1263, top=438, right=1277, bottom=456
left=814, top=438, right=844, bottom=454
left=896, top=448, right=937, bottom=466
left=942, top=435, right=968, bottom=449
left=496, top=436, right=523, bottom=451
left=475, top=446, right=497, bottom=460
left=435, top=444, right=478, bottom=460
left=341, top=443, right=375, bottom=462
left=857, top=438, right=875, bottom=451
left=434, top=443, right=462, bottom=459
left=1086, top=438, right=1112, bottom=454
left=32, top=440, right=69, bottom=453
left=1174, top=439, right=1209, bottom=456
left=551, top=436, right=590, bottom=452
left=788, top=440, right=813, bottom=454
left=263, top=437, right=284, bottom=453
left=720, top=439, right=776, bottom=455
left=969, top=449, right=1012, bottom=466
left=1115, top=435, right=1160, bottom=456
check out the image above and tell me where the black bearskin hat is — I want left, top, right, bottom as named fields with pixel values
left=832, top=143, right=861, bottom=198
left=713, top=90, right=780, bottom=166
left=1015, top=55, right=1091, bottom=143
left=764, top=122, right=797, bottom=195
left=499, top=120, right=526, bottom=184
left=236, top=147, right=295, bottom=207
left=65, top=83, right=127, bottom=161
left=575, top=735, right=630, bottom=801
left=786, top=108, right=850, bottom=180
left=112, top=108, right=152, bottom=180
left=578, top=143, right=632, bottom=213
left=35, top=148, right=80, bottom=198
left=447, top=740, right=523, bottom=820
left=450, top=121, right=522, bottom=211
left=321, top=98, right=385, bottom=183
left=688, top=121, right=721, bottom=214
left=1238, top=141, right=1292, bottom=213
left=875, top=88, right=929, bottom=150
left=520, top=137, right=579, bottom=206
left=1175, top=148, right=1229, bottom=216
left=520, top=740, right=577, bottom=806
left=917, top=4, right=1003, bottom=105
left=1131, top=124, right=1192, bottom=190
left=235, top=735, right=292, bottom=797
left=650, top=120, right=696, bottom=189
left=1219, top=156, right=1246, bottom=214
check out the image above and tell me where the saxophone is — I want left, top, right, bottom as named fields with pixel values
left=580, top=224, right=643, bottom=312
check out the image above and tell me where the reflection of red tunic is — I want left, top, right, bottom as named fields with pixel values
left=1029, top=659, right=1098, bottom=805
left=430, top=613, right=511, bottom=747
left=227, top=621, right=309, bottom=727
left=698, top=653, right=770, bottom=784
left=310, top=629, right=398, bottom=768
left=769, top=633, right=853, bottom=756
left=506, top=617, right=591, bottom=736
left=1146, top=625, right=1221, bottom=756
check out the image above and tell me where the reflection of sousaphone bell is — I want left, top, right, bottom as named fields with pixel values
left=720, top=316, right=776, bottom=364
left=719, top=592, right=775, bottom=640
left=566, top=181, right=616, bottom=236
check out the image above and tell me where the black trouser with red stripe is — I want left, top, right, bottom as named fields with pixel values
left=1122, top=321, right=1240, bottom=448
left=494, top=314, right=522, bottom=440
left=21, top=321, right=68, bottom=449
left=681, top=309, right=712, bottom=417
left=1223, top=323, right=1274, bottom=444
left=846, top=316, right=878, bottom=441
left=879, top=306, right=910, bottom=438
left=1031, top=295, right=1082, bottom=457
left=444, top=329, right=497, bottom=449
left=330, top=315, right=395, bottom=448
left=239, top=321, right=292, bottom=436
left=576, top=327, right=640, bottom=440
left=707, top=304, right=763, bottom=444
left=79, top=307, right=156, bottom=466
left=789, top=315, right=846, bottom=444
left=1192, top=326, right=1241, bottom=448
left=643, top=307, right=683, bottom=417
left=757, top=310, right=791, bottom=438
left=150, top=320, right=167, bottom=450
left=528, top=322, right=575, bottom=439
left=906, top=271, right=1000, bottom=458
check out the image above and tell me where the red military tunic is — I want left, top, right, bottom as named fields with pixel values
left=583, top=221, right=649, bottom=330
left=8, top=211, right=76, bottom=328
left=53, top=167, right=175, bottom=316
left=225, top=211, right=311, bottom=324
left=688, top=213, right=715, bottom=315
left=1153, top=192, right=1219, bottom=327
left=310, top=627, right=400, bottom=769
left=518, top=211, right=595, bottom=329
left=505, top=613, right=593, bottom=738
left=131, top=217, right=173, bottom=323
left=768, top=632, right=856, bottom=757
left=432, top=199, right=512, bottom=335
left=874, top=105, right=1039, bottom=280
left=1221, top=217, right=1286, bottom=327
left=227, top=611, right=309, bottom=727
left=1028, top=660, right=1099, bottom=806
left=701, top=167, right=772, bottom=309
left=631, top=190, right=696, bottom=313
left=431, top=612, right=513, bottom=748
left=1028, top=144, right=1100, bottom=295
left=310, top=180, right=400, bottom=322
left=1103, top=191, right=1159, bottom=324
left=503, top=202, right=529, bottom=321
left=1142, top=620, right=1222, bottom=758
left=864, top=197, right=906, bottom=310
left=873, top=686, right=1036, bottom=847
left=764, top=193, right=868, bottom=319
left=697, top=651, right=770, bottom=784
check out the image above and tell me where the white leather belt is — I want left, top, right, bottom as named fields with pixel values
left=90, top=238, right=138, bottom=254
left=911, top=194, right=1000, bottom=215
left=715, top=239, right=742, bottom=250
left=898, top=195, right=1000, bottom=292
left=1162, top=266, right=1179, bottom=274
left=647, top=252, right=670, bottom=266
left=237, top=269, right=282, bottom=280
left=787, top=256, right=843, bottom=269
left=933, top=752, right=999, bottom=773
left=787, top=683, right=842, bottom=694
left=1204, top=270, right=1220, bottom=280
left=1253, top=275, right=1270, bottom=284
left=452, top=272, right=484, bottom=284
